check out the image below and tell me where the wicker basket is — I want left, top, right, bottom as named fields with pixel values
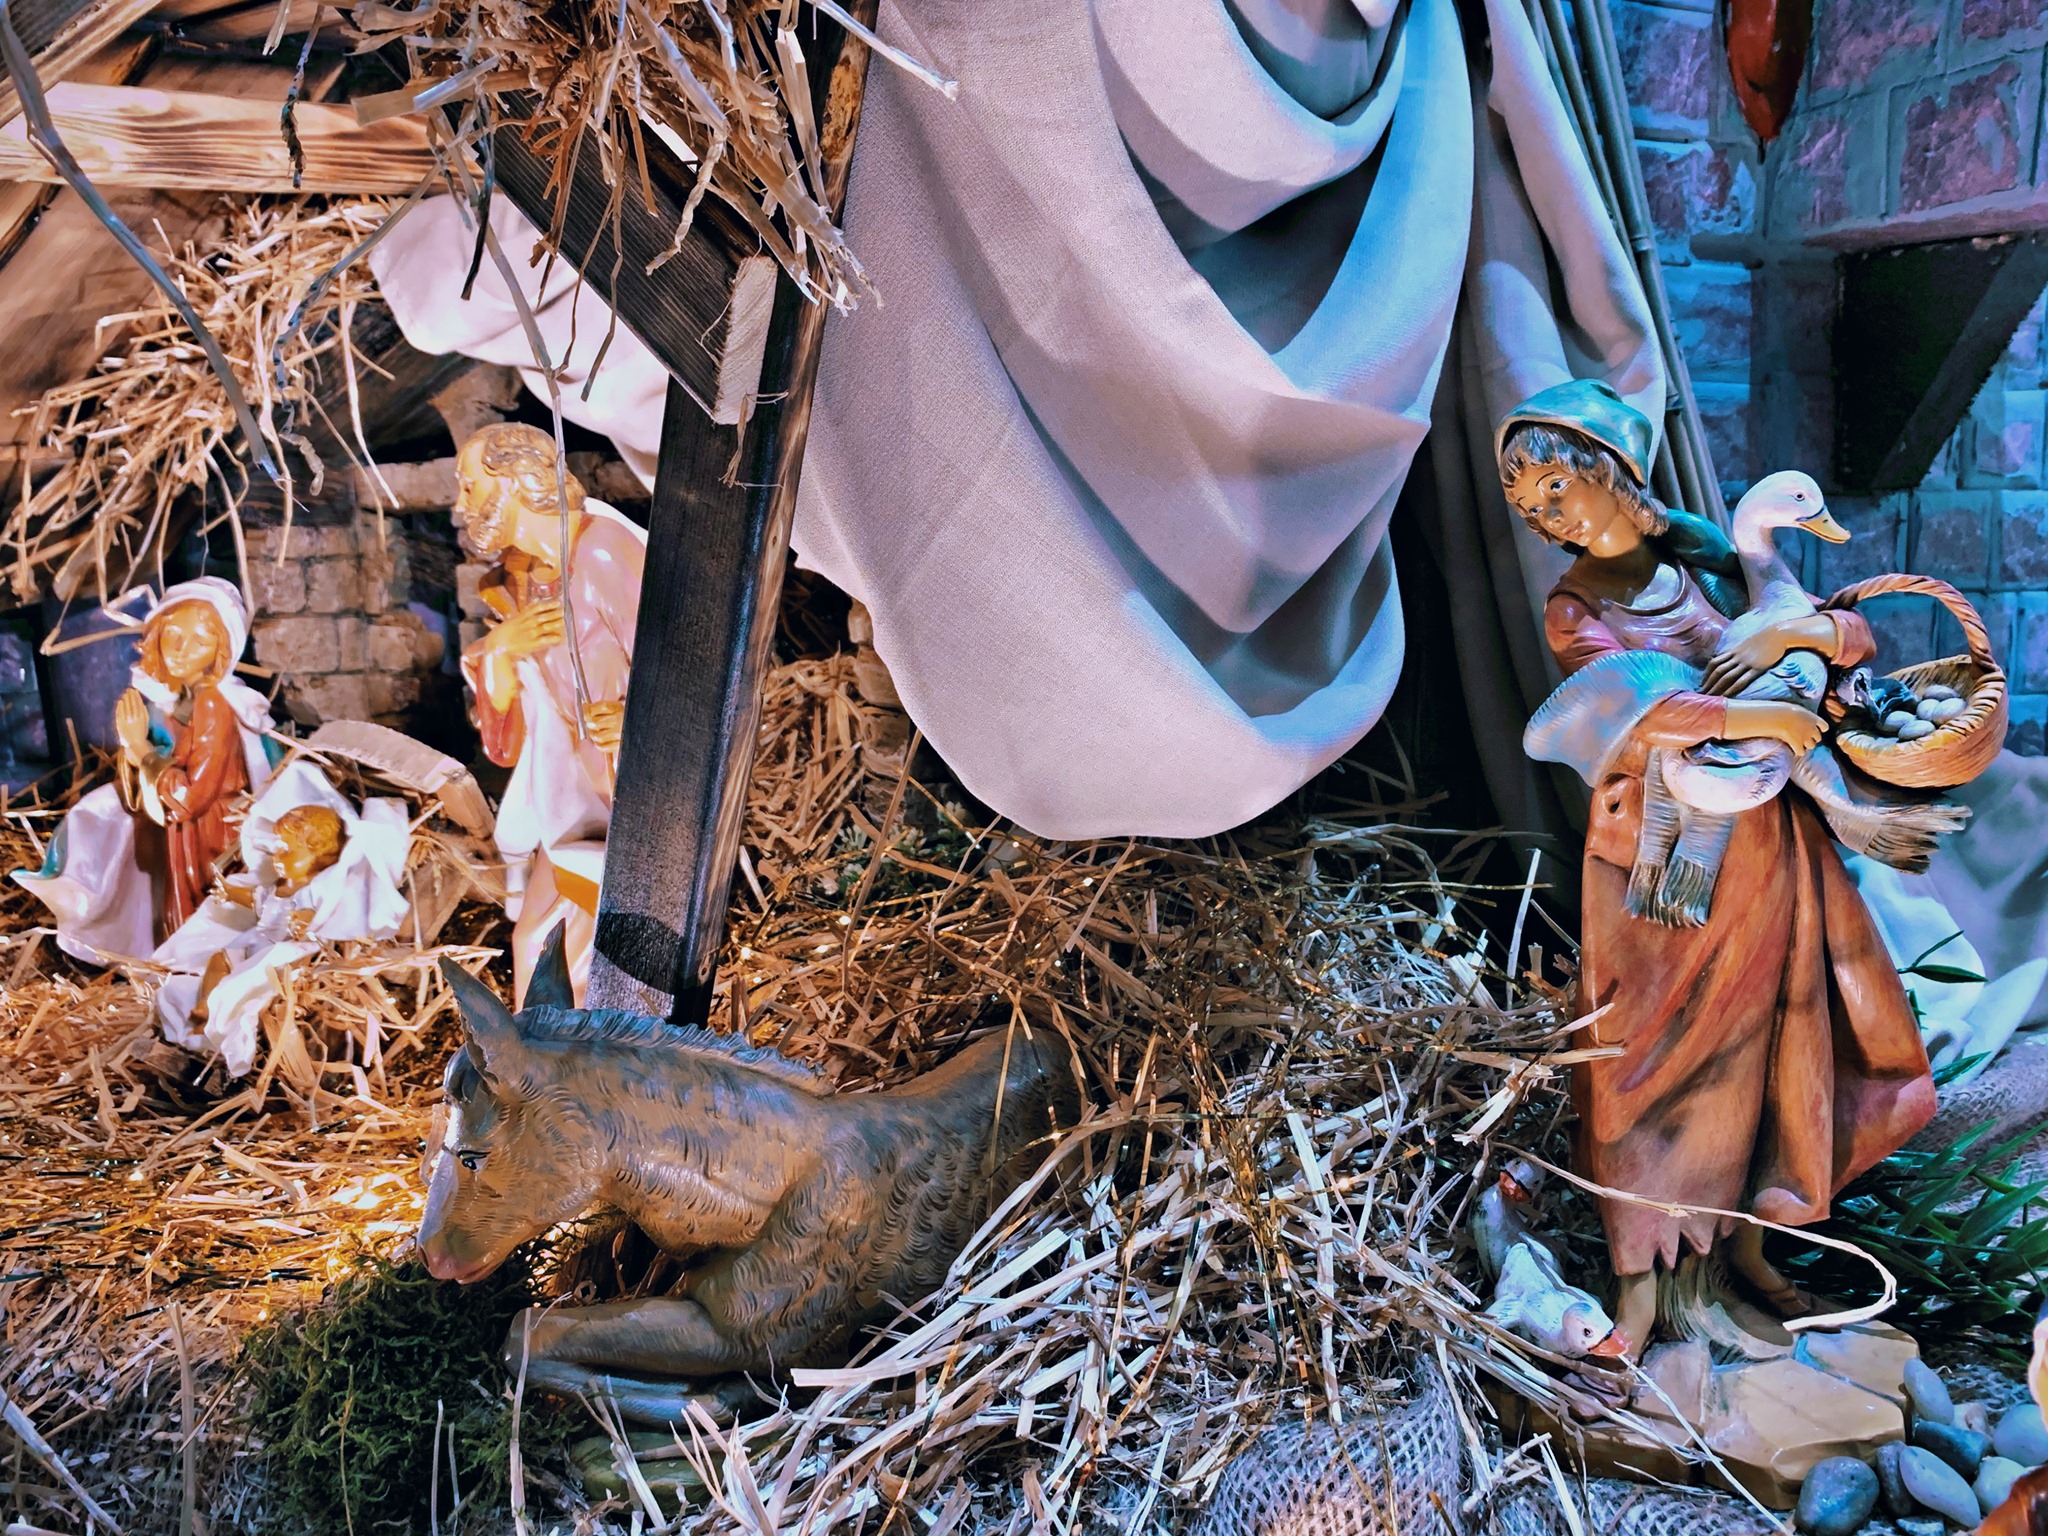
left=1820, top=573, right=2008, bottom=789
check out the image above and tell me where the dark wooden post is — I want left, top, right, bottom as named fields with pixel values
left=488, top=14, right=877, bottom=1017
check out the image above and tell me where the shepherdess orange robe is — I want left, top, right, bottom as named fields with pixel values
left=1548, top=565, right=1936, bottom=1275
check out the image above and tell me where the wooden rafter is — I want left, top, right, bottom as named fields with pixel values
left=0, top=80, right=436, bottom=192
left=1835, top=233, right=2048, bottom=493
left=480, top=10, right=880, bottom=1018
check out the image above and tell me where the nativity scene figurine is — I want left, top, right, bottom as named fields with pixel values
left=454, top=423, right=645, bottom=1007
left=14, top=578, right=279, bottom=963
left=150, top=757, right=413, bottom=1075
left=418, top=930, right=1077, bottom=1421
left=1507, top=380, right=1991, bottom=1369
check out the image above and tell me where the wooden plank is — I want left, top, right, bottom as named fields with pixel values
left=0, top=80, right=435, bottom=192
left=1835, top=233, right=2048, bottom=493
left=0, top=31, right=149, bottom=268
left=587, top=8, right=877, bottom=1018
left=484, top=96, right=770, bottom=425
left=0, top=0, right=161, bottom=128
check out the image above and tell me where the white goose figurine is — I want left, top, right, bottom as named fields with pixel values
left=1631, top=471, right=1953, bottom=926
left=1484, top=1241, right=1628, bottom=1360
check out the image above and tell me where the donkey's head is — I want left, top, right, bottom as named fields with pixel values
left=417, top=929, right=605, bottom=1283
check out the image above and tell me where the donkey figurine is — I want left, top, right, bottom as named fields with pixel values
left=417, top=929, right=1078, bottom=1419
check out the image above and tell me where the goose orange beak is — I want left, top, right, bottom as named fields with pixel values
left=1797, top=507, right=1850, bottom=543
left=1586, top=1328, right=1631, bottom=1359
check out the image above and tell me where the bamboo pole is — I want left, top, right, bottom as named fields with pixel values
left=1527, top=0, right=1730, bottom=526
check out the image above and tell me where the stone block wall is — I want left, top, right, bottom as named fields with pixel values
left=1769, top=0, right=2047, bottom=247
left=1617, top=0, right=2048, bottom=754
left=1613, top=0, right=1760, bottom=494
left=1796, top=291, right=2048, bottom=754
left=244, top=517, right=454, bottom=731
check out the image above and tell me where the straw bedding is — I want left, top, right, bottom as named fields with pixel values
left=3, top=198, right=395, bottom=608
left=0, top=659, right=1711, bottom=1534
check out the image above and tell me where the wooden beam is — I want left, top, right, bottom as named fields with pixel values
left=582, top=10, right=876, bottom=1018
left=0, top=0, right=160, bottom=127
left=1834, top=233, right=2048, bottom=493
left=0, top=80, right=435, bottom=192
left=0, top=28, right=149, bottom=270
left=484, top=97, right=777, bottom=425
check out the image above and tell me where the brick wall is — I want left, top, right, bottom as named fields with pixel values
left=1799, top=292, right=2048, bottom=755
left=244, top=517, right=456, bottom=732
left=1615, top=0, right=2048, bottom=754
left=1613, top=0, right=1760, bottom=496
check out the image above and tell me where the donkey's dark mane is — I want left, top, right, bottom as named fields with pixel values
left=517, top=1006, right=826, bottom=1092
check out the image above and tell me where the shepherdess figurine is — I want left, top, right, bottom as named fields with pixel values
left=1505, top=379, right=1955, bottom=1361
left=418, top=930, right=1078, bottom=1419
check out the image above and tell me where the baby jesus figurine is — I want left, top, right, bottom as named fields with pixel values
left=1502, top=380, right=1954, bottom=1360
left=155, top=760, right=413, bottom=1075
left=187, top=804, right=346, bottom=1015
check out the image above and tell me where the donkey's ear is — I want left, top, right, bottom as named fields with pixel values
left=523, top=923, right=576, bottom=1011
left=439, top=958, right=524, bottom=1078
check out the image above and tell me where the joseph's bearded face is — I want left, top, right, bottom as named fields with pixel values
left=454, top=428, right=583, bottom=563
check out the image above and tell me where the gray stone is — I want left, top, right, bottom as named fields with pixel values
left=1797, top=1456, right=1879, bottom=1535
left=1904, top=1359, right=1954, bottom=1426
left=1914, top=1418, right=1988, bottom=1477
left=1995, top=1402, right=2048, bottom=1467
left=1900, top=1445, right=1984, bottom=1527
left=1976, top=1454, right=2026, bottom=1514
left=1895, top=1520, right=1944, bottom=1536
left=1877, top=1440, right=1914, bottom=1516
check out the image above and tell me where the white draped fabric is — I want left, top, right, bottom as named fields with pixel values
left=790, top=0, right=1663, bottom=836
left=370, top=0, right=1662, bottom=839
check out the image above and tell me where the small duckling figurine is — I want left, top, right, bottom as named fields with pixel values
left=1484, top=1242, right=1628, bottom=1359
left=1471, top=1158, right=1547, bottom=1283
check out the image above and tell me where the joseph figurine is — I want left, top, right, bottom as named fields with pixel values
left=456, top=423, right=645, bottom=1005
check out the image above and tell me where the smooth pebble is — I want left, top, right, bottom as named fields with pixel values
left=1877, top=1440, right=1914, bottom=1517
left=1796, top=1455, right=1878, bottom=1536
left=1976, top=1455, right=2026, bottom=1514
left=1904, top=1359, right=1955, bottom=1426
left=1995, top=1402, right=2048, bottom=1468
left=1922, top=684, right=1959, bottom=700
left=1897, top=719, right=1936, bottom=740
left=1915, top=1418, right=1988, bottom=1477
left=1901, top=1444, right=1984, bottom=1526
left=1884, top=709, right=1920, bottom=735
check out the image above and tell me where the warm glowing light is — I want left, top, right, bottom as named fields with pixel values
left=1082, top=877, right=1094, bottom=887
left=837, top=915, right=851, bottom=926
left=331, top=1172, right=409, bottom=1212
left=128, top=1170, right=143, bottom=1183
left=814, top=943, right=831, bottom=954
left=739, top=946, right=754, bottom=960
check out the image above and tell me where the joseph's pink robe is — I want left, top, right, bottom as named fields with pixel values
left=1547, top=565, right=1936, bottom=1275
left=461, top=507, right=644, bottom=1002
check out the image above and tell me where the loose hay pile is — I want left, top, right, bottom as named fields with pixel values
left=3, top=198, right=395, bottom=606
left=0, top=656, right=1627, bottom=1534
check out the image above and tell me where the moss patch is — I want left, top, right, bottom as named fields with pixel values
left=240, top=1251, right=572, bottom=1535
